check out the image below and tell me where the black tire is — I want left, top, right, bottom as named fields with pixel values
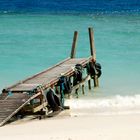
left=96, top=68, right=102, bottom=78
left=73, top=64, right=83, bottom=86
left=46, top=89, right=61, bottom=111
left=95, top=63, right=102, bottom=69
left=89, top=62, right=96, bottom=77
left=87, top=62, right=102, bottom=78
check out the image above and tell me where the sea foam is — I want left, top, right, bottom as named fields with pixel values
left=66, top=94, right=140, bottom=115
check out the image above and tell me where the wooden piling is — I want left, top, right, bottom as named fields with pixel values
left=82, top=84, right=85, bottom=94
left=93, top=75, right=99, bottom=87
left=71, top=31, right=78, bottom=58
left=88, top=27, right=96, bottom=60
left=75, top=88, right=79, bottom=98
left=88, top=27, right=99, bottom=87
left=88, top=79, right=91, bottom=90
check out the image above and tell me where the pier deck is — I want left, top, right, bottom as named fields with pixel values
left=6, top=58, right=91, bottom=92
left=0, top=57, right=93, bottom=126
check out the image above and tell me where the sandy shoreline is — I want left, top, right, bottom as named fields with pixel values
left=0, top=111, right=140, bottom=140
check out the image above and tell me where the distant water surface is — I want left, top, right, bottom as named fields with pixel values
left=0, top=0, right=140, bottom=13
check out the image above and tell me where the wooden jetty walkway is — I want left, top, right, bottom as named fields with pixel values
left=0, top=27, right=102, bottom=126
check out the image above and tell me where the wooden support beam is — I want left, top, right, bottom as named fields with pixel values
left=93, top=75, right=99, bottom=87
left=88, top=79, right=91, bottom=90
left=82, top=85, right=85, bottom=95
left=19, top=111, right=46, bottom=116
left=33, top=102, right=47, bottom=113
left=75, top=88, right=79, bottom=98
left=88, top=27, right=96, bottom=60
left=72, top=75, right=90, bottom=91
left=72, top=75, right=91, bottom=97
left=71, top=31, right=78, bottom=58
left=88, top=27, right=99, bottom=87
left=93, top=65, right=99, bottom=87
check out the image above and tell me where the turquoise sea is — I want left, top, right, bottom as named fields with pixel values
left=0, top=12, right=140, bottom=114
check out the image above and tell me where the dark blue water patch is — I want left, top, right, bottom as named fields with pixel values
left=0, top=0, right=140, bottom=13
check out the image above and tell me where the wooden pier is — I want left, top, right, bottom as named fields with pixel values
left=0, top=27, right=102, bottom=126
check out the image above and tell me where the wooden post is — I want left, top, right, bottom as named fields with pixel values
left=71, top=31, right=78, bottom=58
left=88, top=27, right=99, bottom=87
left=94, top=75, right=99, bottom=87
left=88, top=27, right=96, bottom=60
left=82, top=84, right=85, bottom=95
left=88, top=27, right=96, bottom=59
left=88, top=80, right=91, bottom=90
left=75, top=88, right=79, bottom=98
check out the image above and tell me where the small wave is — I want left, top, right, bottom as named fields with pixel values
left=66, top=94, right=140, bottom=115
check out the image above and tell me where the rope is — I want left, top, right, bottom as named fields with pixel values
left=60, top=82, right=65, bottom=107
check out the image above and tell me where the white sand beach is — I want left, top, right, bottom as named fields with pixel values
left=0, top=110, right=140, bottom=140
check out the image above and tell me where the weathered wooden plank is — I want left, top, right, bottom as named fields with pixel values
left=32, top=102, right=47, bottom=113
left=6, top=84, right=40, bottom=92
left=0, top=105, right=22, bottom=110
left=0, top=100, right=23, bottom=104
left=0, top=92, right=41, bottom=126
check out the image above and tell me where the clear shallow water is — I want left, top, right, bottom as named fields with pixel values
left=0, top=13, right=140, bottom=114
